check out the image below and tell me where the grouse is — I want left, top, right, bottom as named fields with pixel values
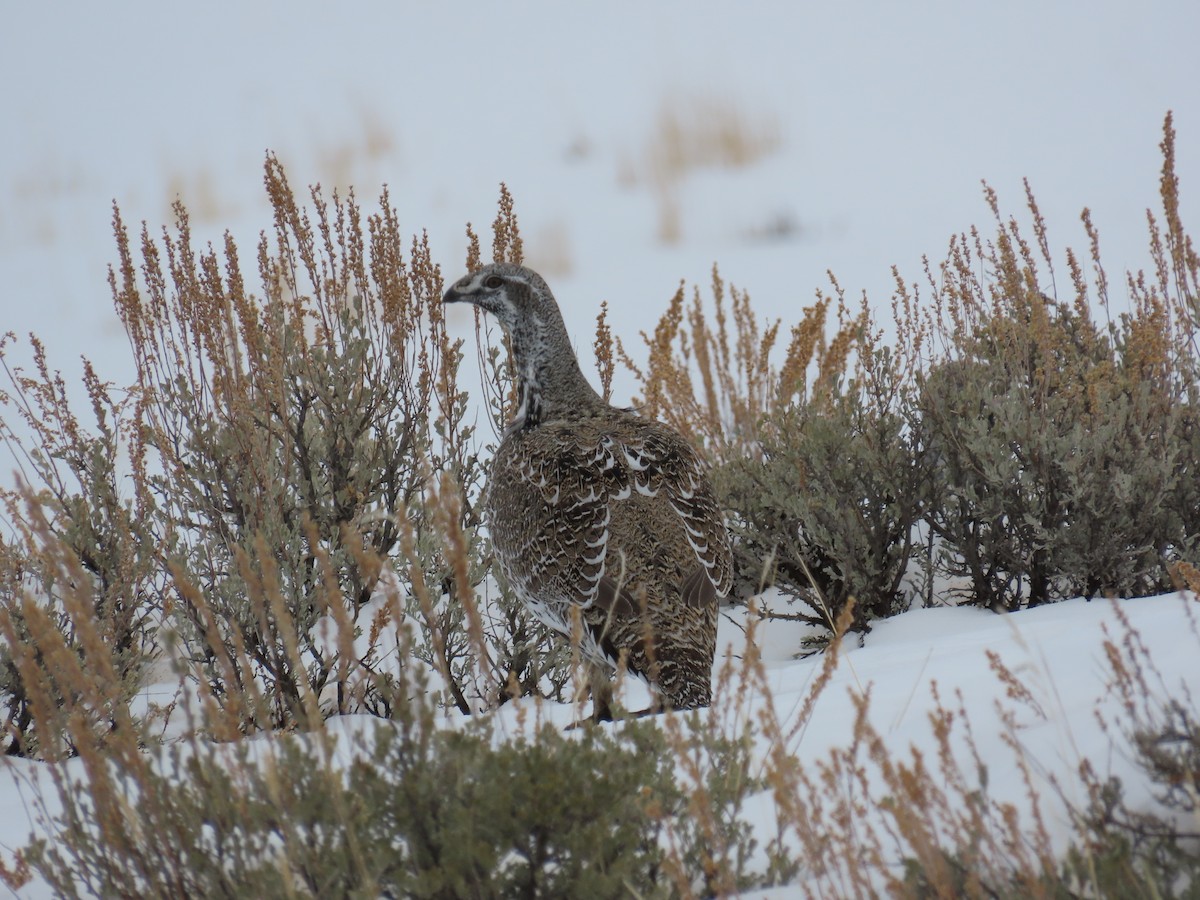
left=443, top=263, right=733, bottom=717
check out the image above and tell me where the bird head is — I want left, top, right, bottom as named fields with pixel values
left=443, top=262, right=603, bottom=421
left=442, top=263, right=556, bottom=334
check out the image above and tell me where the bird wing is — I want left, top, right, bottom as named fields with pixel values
left=495, top=431, right=618, bottom=612
left=611, top=423, right=734, bottom=601
left=492, top=420, right=732, bottom=616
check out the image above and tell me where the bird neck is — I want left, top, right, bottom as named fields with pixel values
left=509, top=321, right=606, bottom=430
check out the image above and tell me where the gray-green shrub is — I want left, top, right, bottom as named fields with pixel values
left=24, top=711, right=687, bottom=899
left=715, top=390, right=922, bottom=635
left=914, top=243, right=1197, bottom=610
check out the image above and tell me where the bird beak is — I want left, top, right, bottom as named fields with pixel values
left=442, top=287, right=465, bottom=305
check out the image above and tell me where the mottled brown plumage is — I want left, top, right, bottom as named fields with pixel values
left=444, top=263, right=732, bottom=713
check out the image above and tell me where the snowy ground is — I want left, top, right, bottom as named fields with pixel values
left=2, top=591, right=1196, bottom=896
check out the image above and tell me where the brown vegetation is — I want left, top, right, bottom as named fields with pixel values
left=0, top=113, right=1196, bottom=896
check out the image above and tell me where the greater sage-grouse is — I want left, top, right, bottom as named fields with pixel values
left=444, top=263, right=733, bottom=717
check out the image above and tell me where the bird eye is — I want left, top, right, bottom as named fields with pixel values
left=484, top=274, right=504, bottom=289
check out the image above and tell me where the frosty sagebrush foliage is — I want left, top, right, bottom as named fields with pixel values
left=22, top=712, right=690, bottom=900
left=917, top=304, right=1200, bottom=612
left=715, top=388, right=921, bottom=637
left=907, top=135, right=1200, bottom=611
left=0, top=341, right=160, bottom=758
left=0, top=159, right=572, bottom=754
left=626, top=113, right=1200, bottom=631
left=703, top=291, right=923, bottom=638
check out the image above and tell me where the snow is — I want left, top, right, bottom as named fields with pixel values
left=3, top=591, right=1197, bottom=896
left=2, top=2, right=1199, bottom=895
left=6, top=590, right=1198, bottom=896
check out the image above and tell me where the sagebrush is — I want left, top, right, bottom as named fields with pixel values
left=0, top=113, right=1197, bottom=898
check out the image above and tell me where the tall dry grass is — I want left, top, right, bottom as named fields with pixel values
left=613, top=264, right=862, bottom=465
